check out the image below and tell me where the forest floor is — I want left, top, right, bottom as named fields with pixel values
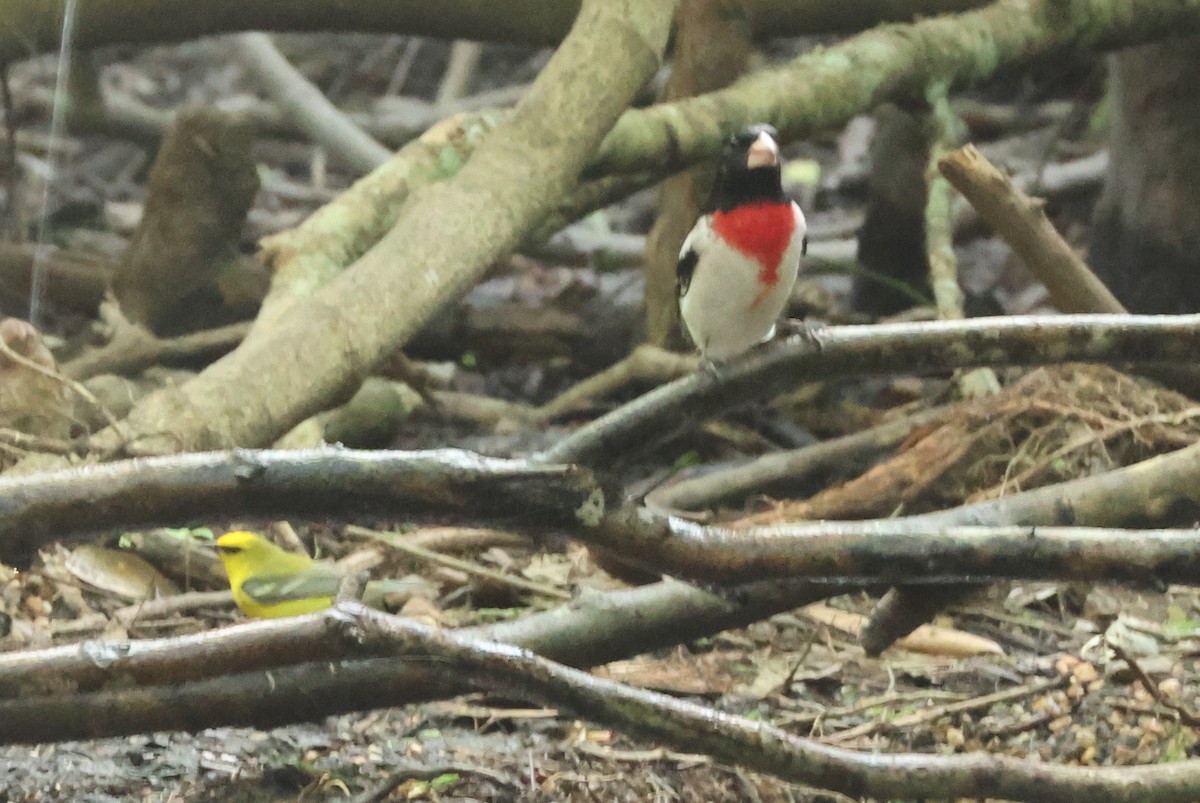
left=2, top=29, right=1198, bottom=803
left=5, top=568, right=1200, bottom=801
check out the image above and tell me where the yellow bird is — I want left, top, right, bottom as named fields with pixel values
left=215, top=530, right=423, bottom=619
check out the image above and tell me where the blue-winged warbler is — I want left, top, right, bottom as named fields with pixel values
left=215, top=530, right=422, bottom=618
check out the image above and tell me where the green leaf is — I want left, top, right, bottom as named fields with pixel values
left=430, top=773, right=461, bottom=790
left=1164, top=605, right=1200, bottom=638
left=782, top=158, right=821, bottom=188
left=163, top=526, right=216, bottom=542
left=474, top=607, right=524, bottom=621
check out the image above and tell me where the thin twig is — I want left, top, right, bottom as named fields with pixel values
left=925, top=81, right=998, bottom=398
left=645, top=405, right=949, bottom=515
left=824, top=675, right=1066, bottom=744
left=435, top=41, right=483, bottom=111
left=0, top=336, right=122, bottom=432
left=938, top=144, right=1124, bottom=315
left=234, top=32, right=392, bottom=173
left=531, top=344, right=697, bottom=424
left=114, top=590, right=235, bottom=626
left=0, top=428, right=78, bottom=456
left=385, top=37, right=424, bottom=96
left=347, top=525, right=572, bottom=601
left=1108, top=641, right=1200, bottom=728
left=62, top=317, right=249, bottom=380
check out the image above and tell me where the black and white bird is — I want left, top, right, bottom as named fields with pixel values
left=677, top=124, right=807, bottom=362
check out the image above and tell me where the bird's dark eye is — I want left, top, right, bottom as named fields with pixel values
left=729, top=124, right=778, bottom=150
left=216, top=545, right=241, bottom=555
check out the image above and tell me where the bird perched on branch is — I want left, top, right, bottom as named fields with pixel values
left=677, top=124, right=807, bottom=362
left=215, top=530, right=424, bottom=618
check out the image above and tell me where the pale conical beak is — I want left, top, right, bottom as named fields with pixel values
left=746, top=131, right=780, bottom=168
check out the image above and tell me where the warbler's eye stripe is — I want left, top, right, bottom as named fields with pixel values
left=215, top=545, right=241, bottom=555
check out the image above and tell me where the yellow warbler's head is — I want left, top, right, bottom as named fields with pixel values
left=214, top=530, right=327, bottom=619
left=215, top=529, right=315, bottom=576
left=215, top=530, right=278, bottom=569
left=216, top=530, right=266, bottom=554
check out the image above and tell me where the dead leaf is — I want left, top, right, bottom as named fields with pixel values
left=398, top=593, right=443, bottom=628
left=521, top=553, right=572, bottom=587
left=737, top=651, right=796, bottom=699
left=596, top=653, right=735, bottom=695
left=64, top=545, right=179, bottom=600
left=802, top=603, right=1004, bottom=657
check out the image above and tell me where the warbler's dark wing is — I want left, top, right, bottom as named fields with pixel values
left=240, top=564, right=343, bottom=604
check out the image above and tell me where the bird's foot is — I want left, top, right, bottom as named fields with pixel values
left=700, top=356, right=723, bottom=380
left=334, top=572, right=369, bottom=606
left=779, top=318, right=827, bottom=351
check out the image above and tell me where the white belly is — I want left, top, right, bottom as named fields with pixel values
left=679, top=206, right=805, bottom=361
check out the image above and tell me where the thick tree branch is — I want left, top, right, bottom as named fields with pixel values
left=11, top=605, right=1199, bottom=802
left=591, top=0, right=1200, bottom=176
left=586, top=516, right=1200, bottom=587
left=252, top=111, right=504, bottom=331
left=38, top=0, right=672, bottom=463
left=0, top=576, right=838, bottom=739
left=5, top=428, right=1198, bottom=626
left=352, top=609, right=1200, bottom=803
left=233, top=32, right=392, bottom=173
left=0, top=1, right=990, bottom=64
left=540, top=313, right=1200, bottom=467
left=0, top=448, right=600, bottom=566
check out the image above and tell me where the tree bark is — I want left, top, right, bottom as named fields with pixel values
left=1089, top=37, right=1200, bottom=312
left=855, top=103, right=933, bottom=314
left=539, top=313, right=1200, bottom=467
left=0, top=448, right=601, bottom=566
left=0, top=0, right=990, bottom=64
left=112, top=108, right=259, bottom=335
left=591, top=0, right=1200, bottom=177
left=65, top=0, right=672, bottom=459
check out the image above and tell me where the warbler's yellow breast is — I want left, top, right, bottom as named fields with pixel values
left=215, top=531, right=336, bottom=618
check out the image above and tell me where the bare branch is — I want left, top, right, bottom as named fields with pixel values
left=0, top=575, right=837, bottom=735
left=0, top=448, right=600, bottom=566
left=939, top=144, right=1125, bottom=314
left=51, top=0, right=672, bottom=464
left=540, top=313, right=1200, bottom=466
left=0, top=0, right=991, bottom=63
left=592, top=0, right=1200, bottom=176
left=233, top=32, right=392, bottom=173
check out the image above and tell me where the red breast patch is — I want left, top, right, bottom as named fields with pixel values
left=711, top=202, right=796, bottom=287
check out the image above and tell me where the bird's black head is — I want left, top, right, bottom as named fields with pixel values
left=711, top=124, right=786, bottom=212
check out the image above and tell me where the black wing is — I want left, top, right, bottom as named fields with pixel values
left=677, top=248, right=698, bottom=297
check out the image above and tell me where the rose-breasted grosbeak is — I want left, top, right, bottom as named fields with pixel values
left=677, top=124, right=807, bottom=362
